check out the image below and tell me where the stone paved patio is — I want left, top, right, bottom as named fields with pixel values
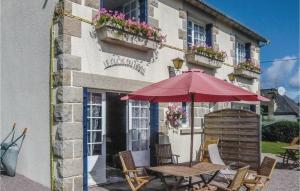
left=0, top=153, right=298, bottom=191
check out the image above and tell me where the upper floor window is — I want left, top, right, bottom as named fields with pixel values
left=123, top=0, right=140, bottom=21
left=187, top=20, right=206, bottom=47
left=236, top=41, right=246, bottom=64
left=102, top=0, right=147, bottom=22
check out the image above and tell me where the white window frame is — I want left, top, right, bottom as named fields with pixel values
left=194, top=103, right=210, bottom=129
left=236, top=41, right=246, bottom=64
left=87, top=92, right=105, bottom=156
left=187, top=20, right=206, bottom=47
left=123, top=0, right=140, bottom=21
left=128, top=100, right=150, bottom=151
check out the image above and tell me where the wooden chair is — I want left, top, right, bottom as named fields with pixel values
left=197, top=137, right=219, bottom=162
left=289, top=136, right=299, bottom=145
left=155, top=144, right=180, bottom=165
left=193, top=165, right=250, bottom=191
left=278, top=137, right=299, bottom=164
left=119, top=151, right=154, bottom=191
left=243, top=156, right=277, bottom=191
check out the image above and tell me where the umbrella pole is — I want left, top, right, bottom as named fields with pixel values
left=188, top=94, right=195, bottom=189
left=189, top=94, right=195, bottom=167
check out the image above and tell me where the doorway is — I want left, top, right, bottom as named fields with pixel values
left=106, top=92, right=127, bottom=183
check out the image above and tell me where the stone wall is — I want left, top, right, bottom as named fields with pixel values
left=52, top=0, right=99, bottom=190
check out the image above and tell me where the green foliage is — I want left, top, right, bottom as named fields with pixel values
left=261, top=141, right=288, bottom=154
left=262, top=121, right=299, bottom=143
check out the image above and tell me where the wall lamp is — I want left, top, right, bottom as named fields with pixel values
left=228, top=73, right=236, bottom=82
left=172, top=57, right=184, bottom=70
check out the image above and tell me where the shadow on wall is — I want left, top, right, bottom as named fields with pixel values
left=42, top=0, right=48, bottom=9
left=187, top=63, right=217, bottom=76
left=89, top=27, right=159, bottom=64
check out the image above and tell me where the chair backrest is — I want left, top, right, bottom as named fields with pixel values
left=257, top=156, right=277, bottom=178
left=155, top=144, right=173, bottom=162
left=119, top=151, right=136, bottom=171
left=199, top=138, right=219, bottom=162
left=228, top=165, right=250, bottom=191
left=290, top=136, right=299, bottom=145
left=208, top=144, right=225, bottom=166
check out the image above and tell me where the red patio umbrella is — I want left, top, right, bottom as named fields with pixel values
left=122, top=69, right=269, bottom=166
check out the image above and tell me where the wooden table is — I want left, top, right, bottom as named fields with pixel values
left=147, top=162, right=226, bottom=191
left=282, top=145, right=300, bottom=150
left=281, top=145, right=299, bottom=165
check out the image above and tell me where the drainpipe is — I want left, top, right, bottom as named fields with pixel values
left=49, top=20, right=55, bottom=191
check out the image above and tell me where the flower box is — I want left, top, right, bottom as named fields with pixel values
left=96, top=25, right=159, bottom=51
left=234, top=68, right=260, bottom=79
left=186, top=52, right=223, bottom=69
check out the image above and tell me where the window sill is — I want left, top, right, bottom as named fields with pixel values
left=234, top=68, right=260, bottom=79
left=180, top=128, right=203, bottom=135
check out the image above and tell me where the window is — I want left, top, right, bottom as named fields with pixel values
left=87, top=92, right=103, bottom=156
left=187, top=20, right=206, bottom=47
left=181, top=103, right=210, bottom=128
left=231, top=103, right=251, bottom=111
left=130, top=101, right=150, bottom=151
left=194, top=103, right=210, bottom=129
left=123, top=0, right=139, bottom=21
left=236, top=41, right=246, bottom=64
left=181, top=102, right=189, bottom=126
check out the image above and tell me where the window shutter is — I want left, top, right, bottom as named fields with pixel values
left=205, top=24, right=213, bottom=47
left=150, top=103, right=159, bottom=166
left=139, top=0, right=148, bottom=22
left=82, top=88, right=89, bottom=191
left=245, top=43, right=251, bottom=60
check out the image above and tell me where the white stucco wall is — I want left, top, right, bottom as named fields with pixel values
left=1, top=0, right=56, bottom=188
left=70, top=0, right=262, bottom=163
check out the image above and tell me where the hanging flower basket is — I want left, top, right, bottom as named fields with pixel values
left=165, top=104, right=187, bottom=129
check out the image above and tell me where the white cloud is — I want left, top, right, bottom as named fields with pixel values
left=289, top=67, right=300, bottom=88
left=263, top=56, right=297, bottom=88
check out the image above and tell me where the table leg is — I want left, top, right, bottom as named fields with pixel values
left=158, top=173, right=170, bottom=191
left=282, top=152, right=287, bottom=165
left=206, top=170, right=220, bottom=184
left=200, top=170, right=220, bottom=187
left=200, top=175, right=207, bottom=187
left=171, top=177, right=184, bottom=191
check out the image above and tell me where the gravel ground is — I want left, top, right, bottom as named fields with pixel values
left=0, top=173, right=49, bottom=191
left=265, top=169, right=299, bottom=191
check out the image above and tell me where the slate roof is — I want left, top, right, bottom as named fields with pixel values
left=261, top=88, right=300, bottom=116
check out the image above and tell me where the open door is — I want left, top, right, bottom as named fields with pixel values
left=85, top=91, right=106, bottom=185
left=128, top=100, right=150, bottom=167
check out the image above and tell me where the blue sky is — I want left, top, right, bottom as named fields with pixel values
left=204, top=0, right=299, bottom=100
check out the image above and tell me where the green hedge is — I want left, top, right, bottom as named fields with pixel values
left=262, top=121, right=299, bottom=143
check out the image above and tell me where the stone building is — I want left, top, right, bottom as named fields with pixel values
left=261, top=88, right=300, bottom=122
left=1, top=0, right=267, bottom=190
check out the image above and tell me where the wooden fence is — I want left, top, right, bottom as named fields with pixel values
left=204, top=109, right=261, bottom=169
